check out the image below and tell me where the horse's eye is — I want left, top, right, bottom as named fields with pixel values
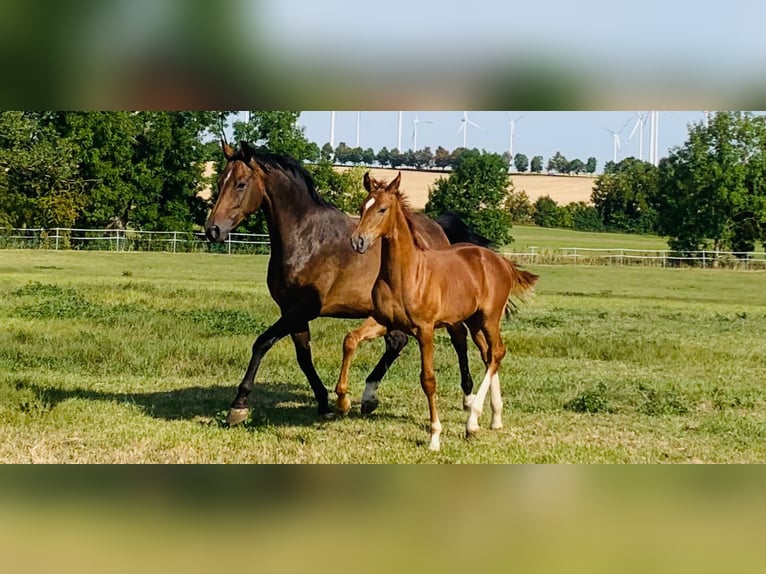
left=378, top=207, right=387, bottom=213
left=236, top=181, right=247, bottom=191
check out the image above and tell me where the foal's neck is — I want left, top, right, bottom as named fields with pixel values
left=379, top=202, right=421, bottom=287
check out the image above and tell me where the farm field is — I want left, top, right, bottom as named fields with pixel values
left=336, top=166, right=597, bottom=209
left=2, top=250, right=766, bottom=463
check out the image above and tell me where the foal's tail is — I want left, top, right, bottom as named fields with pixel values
left=503, top=257, right=539, bottom=318
left=435, top=211, right=495, bottom=249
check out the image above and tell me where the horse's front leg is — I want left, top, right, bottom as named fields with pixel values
left=416, top=327, right=441, bottom=451
left=334, top=317, right=388, bottom=416
left=290, top=324, right=332, bottom=417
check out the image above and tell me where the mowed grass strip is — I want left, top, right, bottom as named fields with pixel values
left=1, top=250, right=766, bottom=462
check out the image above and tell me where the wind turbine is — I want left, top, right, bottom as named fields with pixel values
left=329, top=111, right=336, bottom=149
left=507, top=113, right=525, bottom=160
left=458, top=111, right=481, bottom=148
left=355, top=111, right=361, bottom=148
left=627, top=111, right=647, bottom=161
left=397, top=111, right=403, bottom=151
left=411, top=114, right=432, bottom=151
left=602, top=116, right=632, bottom=164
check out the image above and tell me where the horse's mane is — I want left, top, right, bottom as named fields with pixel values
left=395, top=191, right=429, bottom=251
left=234, top=144, right=330, bottom=207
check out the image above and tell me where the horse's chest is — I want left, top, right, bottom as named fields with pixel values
left=372, top=281, right=414, bottom=331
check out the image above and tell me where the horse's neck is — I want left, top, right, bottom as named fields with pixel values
left=261, top=171, right=323, bottom=249
left=379, top=206, right=421, bottom=289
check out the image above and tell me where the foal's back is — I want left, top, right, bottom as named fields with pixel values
left=420, top=243, right=513, bottom=327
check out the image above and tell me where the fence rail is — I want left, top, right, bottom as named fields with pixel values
left=2, top=227, right=765, bottom=269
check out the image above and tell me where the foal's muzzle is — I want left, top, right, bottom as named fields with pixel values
left=350, top=234, right=369, bottom=254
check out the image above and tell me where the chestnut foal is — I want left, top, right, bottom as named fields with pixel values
left=343, top=172, right=538, bottom=450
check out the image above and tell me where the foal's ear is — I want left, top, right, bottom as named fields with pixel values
left=221, top=138, right=235, bottom=160
left=240, top=140, right=256, bottom=158
left=363, top=171, right=373, bottom=192
left=386, top=171, right=402, bottom=194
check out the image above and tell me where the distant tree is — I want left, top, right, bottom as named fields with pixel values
left=362, top=147, right=376, bottom=165
left=376, top=146, right=390, bottom=167
left=655, top=111, right=766, bottom=254
left=425, top=152, right=513, bottom=245
left=305, top=142, right=321, bottom=163
left=388, top=148, right=404, bottom=169
left=547, top=151, right=569, bottom=174
left=506, top=187, right=534, bottom=224
left=448, top=147, right=469, bottom=170
left=434, top=146, right=451, bottom=170
left=592, top=157, right=658, bottom=234
left=585, top=156, right=598, bottom=174
left=530, top=155, right=544, bottom=173
left=514, top=153, right=529, bottom=173
left=501, top=151, right=512, bottom=165
left=334, top=142, right=352, bottom=164
left=401, top=150, right=416, bottom=168
left=308, top=161, right=367, bottom=214
left=233, top=111, right=311, bottom=160
left=532, top=195, right=564, bottom=227
left=347, top=146, right=364, bottom=165
left=413, top=147, right=433, bottom=169
left=562, top=201, right=604, bottom=231
left=566, top=158, right=584, bottom=175
left=321, top=142, right=334, bottom=161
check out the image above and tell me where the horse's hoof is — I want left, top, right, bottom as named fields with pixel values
left=490, top=421, right=503, bottom=431
left=321, top=411, right=336, bottom=420
left=227, top=408, right=249, bottom=426
left=360, top=398, right=379, bottom=415
left=335, top=397, right=352, bottom=417
left=465, top=426, right=480, bottom=439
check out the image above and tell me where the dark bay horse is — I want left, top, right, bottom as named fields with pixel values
left=346, top=172, right=539, bottom=450
left=204, top=141, right=490, bottom=424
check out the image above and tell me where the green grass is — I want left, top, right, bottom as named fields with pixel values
left=2, top=250, right=766, bottom=462
left=508, top=225, right=670, bottom=252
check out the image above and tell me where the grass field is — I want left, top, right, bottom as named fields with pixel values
left=2, top=249, right=766, bottom=463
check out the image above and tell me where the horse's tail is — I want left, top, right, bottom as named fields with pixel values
left=502, top=257, right=539, bottom=318
left=435, top=211, right=495, bottom=249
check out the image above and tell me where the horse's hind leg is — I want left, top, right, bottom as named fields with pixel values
left=361, top=329, right=408, bottom=414
left=291, top=325, right=332, bottom=417
left=446, top=323, right=475, bottom=410
left=334, top=317, right=387, bottom=416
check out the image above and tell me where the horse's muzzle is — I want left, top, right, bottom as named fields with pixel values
left=350, top=234, right=368, bottom=254
left=205, top=224, right=225, bottom=243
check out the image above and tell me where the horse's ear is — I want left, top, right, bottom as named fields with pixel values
left=240, top=140, right=255, bottom=158
left=363, top=172, right=372, bottom=192
left=221, top=138, right=235, bottom=160
left=386, top=171, right=402, bottom=194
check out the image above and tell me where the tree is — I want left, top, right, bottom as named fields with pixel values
left=362, top=147, right=376, bottom=165
left=413, top=147, right=433, bottom=169
left=434, top=146, right=451, bottom=170
left=506, top=188, right=534, bottom=224
left=654, top=111, right=766, bottom=254
left=532, top=195, right=564, bottom=227
left=334, top=142, right=352, bottom=164
left=514, top=153, right=529, bottom=173
left=591, top=157, right=658, bottom=234
left=425, top=152, right=513, bottom=245
left=585, top=156, right=598, bottom=174
left=388, top=148, right=404, bottom=169
left=321, top=142, right=334, bottom=161
left=308, top=160, right=367, bottom=214
left=233, top=111, right=311, bottom=160
left=547, top=151, right=568, bottom=174
left=530, top=155, right=544, bottom=173
left=562, top=201, right=604, bottom=231
left=567, top=158, right=585, bottom=175
left=376, top=147, right=390, bottom=167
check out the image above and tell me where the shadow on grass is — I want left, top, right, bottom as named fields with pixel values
left=16, top=379, right=411, bottom=429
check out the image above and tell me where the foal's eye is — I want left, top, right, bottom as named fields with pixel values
left=236, top=182, right=247, bottom=191
left=378, top=207, right=387, bottom=213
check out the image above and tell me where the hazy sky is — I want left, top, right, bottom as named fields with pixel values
left=297, top=111, right=708, bottom=172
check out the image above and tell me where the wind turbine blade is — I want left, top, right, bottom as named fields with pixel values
left=628, top=118, right=641, bottom=141
left=468, top=120, right=482, bottom=129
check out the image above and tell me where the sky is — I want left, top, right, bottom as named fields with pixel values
left=296, top=111, right=708, bottom=173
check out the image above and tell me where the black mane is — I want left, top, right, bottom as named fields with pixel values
left=234, top=144, right=329, bottom=207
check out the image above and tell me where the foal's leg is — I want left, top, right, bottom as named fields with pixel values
left=334, top=317, right=387, bottom=416
left=466, top=323, right=507, bottom=436
left=228, top=314, right=310, bottom=425
left=361, top=329, right=409, bottom=415
left=447, top=324, right=476, bottom=410
left=416, top=327, right=442, bottom=451
left=290, top=325, right=332, bottom=417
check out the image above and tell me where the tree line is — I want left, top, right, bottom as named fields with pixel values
left=2, top=110, right=765, bottom=256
